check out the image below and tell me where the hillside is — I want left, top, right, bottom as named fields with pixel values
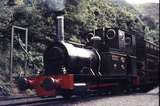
left=134, top=3, right=159, bottom=23
left=133, top=3, right=159, bottom=41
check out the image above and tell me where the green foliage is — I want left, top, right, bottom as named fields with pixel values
left=134, top=3, right=159, bottom=42
left=0, top=0, right=159, bottom=79
left=65, top=0, right=147, bottom=38
left=145, top=29, right=159, bottom=42
left=0, top=0, right=158, bottom=72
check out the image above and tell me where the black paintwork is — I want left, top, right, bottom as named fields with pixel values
left=43, top=27, right=159, bottom=86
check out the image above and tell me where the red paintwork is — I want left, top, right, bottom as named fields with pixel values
left=26, top=74, right=74, bottom=97
left=23, top=74, right=140, bottom=97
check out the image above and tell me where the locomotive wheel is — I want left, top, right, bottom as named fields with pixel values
left=79, top=91, right=89, bottom=98
left=110, top=86, right=120, bottom=95
left=111, top=88, right=122, bottom=95
left=97, top=89, right=106, bottom=96
left=16, top=77, right=30, bottom=91
left=61, top=90, right=72, bottom=99
left=138, top=84, right=156, bottom=93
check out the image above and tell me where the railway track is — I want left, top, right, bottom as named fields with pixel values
left=0, top=96, right=66, bottom=106
left=0, top=87, right=158, bottom=106
left=0, top=95, right=38, bottom=101
left=0, top=94, right=147, bottom=106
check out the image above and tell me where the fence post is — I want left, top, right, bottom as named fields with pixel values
left=10, top=26, right=28, bottom=83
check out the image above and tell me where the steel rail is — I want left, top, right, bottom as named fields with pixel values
left=0, top=96, right=63, bottom=106
left=0, top=95, right=38, bottom=101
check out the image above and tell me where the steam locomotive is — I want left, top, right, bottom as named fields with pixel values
left=17, top=14, right=159, bottom=98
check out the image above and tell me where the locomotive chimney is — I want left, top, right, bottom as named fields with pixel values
left=56, top=14, right=65, bottom=41
left=40, top=0, right=66, bottom=41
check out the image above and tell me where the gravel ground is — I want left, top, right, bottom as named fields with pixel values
left=54, top=87, right=159, bottom=106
